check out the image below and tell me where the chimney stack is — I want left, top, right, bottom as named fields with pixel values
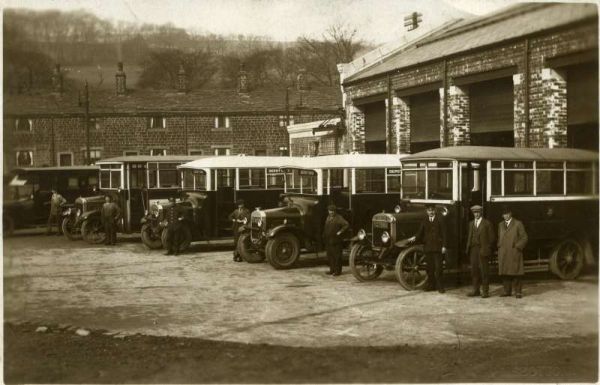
left=177, top=62, right=188, bottom=93
left=115, top=62, right=127, bottom=96
left=297, top=68, right=308, bottom=91
left=52, top=64, right=63, bottom=94
left=238, top=63, right=248, bottom=93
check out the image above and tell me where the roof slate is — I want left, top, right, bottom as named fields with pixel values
left=346, top=3, right=598, bottom=84
left=4, top=86, right=342, bottom=116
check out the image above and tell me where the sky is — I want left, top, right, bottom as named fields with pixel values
left=3, top=0, right=525, bottom=44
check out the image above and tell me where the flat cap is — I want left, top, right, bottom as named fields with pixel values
left=327, top=204, right=337, bottom=211
left=236, top=199, right=245, bottom=205
left=470, top=205, right=483, bottom=212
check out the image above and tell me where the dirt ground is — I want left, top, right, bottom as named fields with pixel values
left=3, top=231, right=599, bottom=383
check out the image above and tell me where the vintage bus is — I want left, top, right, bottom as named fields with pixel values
left=77, top=155, right=201, bottom=246
left=3, top=166, right=99, bottom=236
left=349, top=146, right=599, bottom=289
left=240, top=154, right=408, bottom=269
left=145, top=155, right=306, bottom=252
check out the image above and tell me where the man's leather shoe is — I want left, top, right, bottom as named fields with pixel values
left=165, top=251, right=173, bottom=256
left=481, top=293, right=489, bottom=298
left=467, top=291, right=480, bottom=297
left=500, top=293, right=512, bottom=297
left=325, top=271, right=334, bottom=275
left=515, top=293, right=522, bottom=299
left=332, top=272, right=341, bottom=276
left=438, top=288, right=445, bottom=293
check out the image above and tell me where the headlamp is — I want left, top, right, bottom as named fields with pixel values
left=381, top=231, right=390, bottom=244
left=394, top=205, right=402, bottom=214
left=357, top=229, right=366, bottom=241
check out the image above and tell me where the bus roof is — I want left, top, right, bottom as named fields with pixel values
left=179, top=156, right=307, bottom=170
left=11, top=165, right=99, bottom=173
left=279, top=154, right=407, bottom=169
left=402, top=146, right=599, bottom=163
left=96, top=155, right=204, bottom=164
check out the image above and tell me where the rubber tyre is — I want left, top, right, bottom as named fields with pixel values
left=62, top=216, right=81, bottom=241
left=161, top=225, right=192, bottom=254
left=3, top=215, right=15, bottom=237
left=349, top=243, right=384, bottom=282
left=266, top=233, right=300, bottom=269
left=395, top=245, right=428, bottom=290
left=238, top=232, right=265, bottom=263
left=81, top=217, right=106, bottom=244
left=141, top=223, right=163, bottom=249
left=549, top=238, right=584, bottom=280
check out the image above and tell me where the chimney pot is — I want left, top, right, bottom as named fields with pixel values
left=177, top=62, right=188, bottom=93
left=52, top=64, right=63, bottom=94
left=238, top=63, right=249, bottom=93
left=116, top=62, right=127, bottom=96
left=297, top=68, right=308, bottom=91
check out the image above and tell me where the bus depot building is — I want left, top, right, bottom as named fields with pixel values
left=339, top=3, right=598, bottom=154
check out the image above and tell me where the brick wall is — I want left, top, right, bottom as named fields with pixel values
left=342, top=20, right=598, bottom=153
left=290, top=134, right=337, bottom=156
left=3, top=112, right=335, bottom=170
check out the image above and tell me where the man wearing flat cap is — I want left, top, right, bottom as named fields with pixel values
left=229, top=199, right=250, bottom=262
left=322, top=203, right=349, bottom=276
left=409, top=203, right=448, bottom=293
left=465, top=205, right=495, bottom=298
left=497, top=205, right=528, bottom=298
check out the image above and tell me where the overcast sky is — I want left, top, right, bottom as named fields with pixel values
left=3, top=0, right=526, bottom=43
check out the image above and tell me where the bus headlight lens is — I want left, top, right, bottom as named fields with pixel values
left=357, top=229, right=366, bottom=240
left=381, top=231, right=390, bottom=244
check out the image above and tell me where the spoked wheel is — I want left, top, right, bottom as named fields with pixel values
left=81, top=217, right=107, bottom=244
left=395, top=245, right=428, bottom=290
left=238, top=232, right=265, bottom=263
left=141, top=223, right=163, bottom=249
left=266, top=233, right=300, bottom=269
left=349, top=243, right=383, bottom=282
left=549, top=238, right=584, bottom=280
left=62, top=216, right=81, bottom=241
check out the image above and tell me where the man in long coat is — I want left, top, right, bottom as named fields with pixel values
left=46, top=189, right=66, bottom=235
left=101, top=195, right=121, bottom=245
left=409, top=204, right=447, bottom=293
left=465, top=205, right=495, bottom=298
left=497, top=205, right=528, bottom=298
left=229, top=199, right=250, bottom=262
left=164, top=197, right=186, bottom=256
left=322, top=204, right=349, bottom=276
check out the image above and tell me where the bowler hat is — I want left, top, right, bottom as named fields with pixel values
left=470, top=205, right=483, bottom=212
left=236, top=199, right=245, bottom=206
left=327, top=204, right=337, bottom=211
left=425, top=203, right=436, bottom=209
left=501, top=205, right=512, bottom=214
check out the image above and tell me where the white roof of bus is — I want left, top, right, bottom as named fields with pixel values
left=179, top=156, right=308, bottom=170
left=279, top=154, right=406, bottom=169
left=180, top=154, right=407, bottom=171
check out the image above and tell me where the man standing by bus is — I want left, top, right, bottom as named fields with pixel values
left=101, top=195, right=121, bottom=246
left=498, top=205, right=528, bottom=298
left=465, top=205, right=495, bottom=298
left=164, top=197, right=186, bottom=256
left=46, top=189, right=66, bottom=235
left=229, top=199, right=250, bottom=262
left=322, top=204, right=349, bottom=276
left=409, top=204, right=447, bottom=293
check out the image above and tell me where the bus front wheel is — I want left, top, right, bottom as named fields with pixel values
left=549, top=238, right=584, bottom=280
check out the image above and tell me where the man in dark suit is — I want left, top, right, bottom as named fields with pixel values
left=409, top=204, right=447, bottom=293
left=101, top=195, right=121, bottom=245
left=229, top=199, right=251, bottom=262
left=164, top=197, right=185, bottom=256
left=465, top=205, right=496, bottom=298
left=322, top=204, right=349, bottom=276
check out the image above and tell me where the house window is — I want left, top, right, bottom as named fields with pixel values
left=15, top=118, right=32, bottom=132
left=89, top=117, right=103, bottom=130
left=214, top=116, right=230, bottom=129
left=123, top=150, right=139, bottom=156
left=150, top=149, right=167, bottom=156
left=214, top=147, right=231, bottom=156
left=188, top=149, right=203, bottom=156
left=16, top=151, right=33, bottom=166
left=58, top=152, right=73, bottom=166
left=279, top=115, right=294, bottom=127
left=148, top=116, right=166, bottom=129
left=82, top=149, right=102, bottom=164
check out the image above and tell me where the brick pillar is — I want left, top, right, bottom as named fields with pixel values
left=391, top=96, right=410, bottom=153
left=541, top=68, right=567, bottom=148
left=348, top=104, right=365, bottom=153
left=446, top=85, right=470, bottom=146
left=513, top=73, right=527, bottom=147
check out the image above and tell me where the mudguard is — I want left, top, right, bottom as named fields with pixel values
left=75, top=210, right=100, bottom=225
left=266, top=224, right=301, bottom=239
left=394, top=237, right=412, bottom=249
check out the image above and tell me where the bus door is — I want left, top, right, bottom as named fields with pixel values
left=214, top=168, right=234, bottom=236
